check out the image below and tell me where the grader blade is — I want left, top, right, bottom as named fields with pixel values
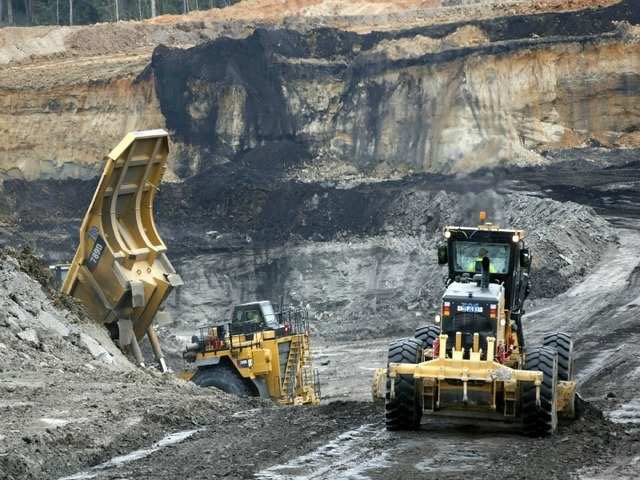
left=62, top=130, right=182, bottom=370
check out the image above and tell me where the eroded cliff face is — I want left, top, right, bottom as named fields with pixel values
left=1, top=1, right=638, bottom=180
left=0, top=0, right=635, bottom=343
left=0, top=62, right=165, bottom=180
left=151, top=0, right=640, bottom=178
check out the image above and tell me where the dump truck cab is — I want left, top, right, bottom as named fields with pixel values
left=183, top=301, right=320, bottom=406
left=229, top=301, right=281, bottom=335
left=373, top=214, right=576, bottom=436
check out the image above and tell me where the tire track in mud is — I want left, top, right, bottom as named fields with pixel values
left=254, top=423, right=392, bottom=480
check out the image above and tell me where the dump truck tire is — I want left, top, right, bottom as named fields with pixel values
left=522, top=346, right=558, bottom=436
left=414, top=324, right=440, bottom=350
left=385, top=338, right=423, bottom=431
left=543, top=332, right=574, bottom=381
left=192, top=364, right=255, bottom=397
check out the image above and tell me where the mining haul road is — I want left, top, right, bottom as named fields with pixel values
left=52, top=158, right=640, bottom=480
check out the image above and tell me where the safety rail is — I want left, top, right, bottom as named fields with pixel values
left=302, top=367, right=321, bottom=400
left=192, top=324, right=266, bottom=354
left=275, top=305, right=309, bottom=336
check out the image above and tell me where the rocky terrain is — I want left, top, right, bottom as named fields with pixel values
left=2, top=0, right=640, bottom=479
left=0, top=247, right=639, bottom=480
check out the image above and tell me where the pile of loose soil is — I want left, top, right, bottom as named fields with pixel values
left=490, top=399, right=640, bottom=478
left=0, top=249, right=256, bottom=480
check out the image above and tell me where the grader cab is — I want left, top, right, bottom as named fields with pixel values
left=183, top=301, right=321, bottom=406
left=373, top=214, right=576, bottom=436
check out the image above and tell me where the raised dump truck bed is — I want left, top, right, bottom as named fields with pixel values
left=62, top=130, right=182, bottom=371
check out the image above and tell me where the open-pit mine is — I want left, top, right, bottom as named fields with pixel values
left=1, top=1, right=640, bottom=479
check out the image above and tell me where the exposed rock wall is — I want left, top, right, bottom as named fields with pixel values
left=1, top=1, right=639, bottom=180
left=0, top=69, right=165, bottom=180
left=162, top=186, right=614, bottom=339
left=151, top=0, right=640, bottom=177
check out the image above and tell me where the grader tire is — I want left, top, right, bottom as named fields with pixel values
left=543, top=332, right=574, bottom=381
left=522, top=346, right=558, bottom=436
left=414, top=325, right=440, bottom=350
left=385, top=338, right=423, bottom=431
left=192, top=364, right=255, bottom=397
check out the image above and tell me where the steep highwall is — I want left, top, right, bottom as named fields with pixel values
left=151, top=0, right=640, bottom=177
left=163, top=188, right=614, bottom=338
left=0, top=66, right=165, bottom=180
left=1, top=1, right=639, bottom=180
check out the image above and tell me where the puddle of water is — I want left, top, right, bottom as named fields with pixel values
left=40, top=418, right=70, bottom=427
left=58, top=428, right=201, bottom=480
left=232, top=408, right=263, bottom=418
left=606, top=399, right=640, bottom=424
left=415, top=447, right=485, bottom=473
left=255, top=424, right=391, bottom=480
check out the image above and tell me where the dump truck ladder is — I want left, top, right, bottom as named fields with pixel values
left=282, top=336, right=301, bottom=399
left=61, top=130, right=182, bottom=371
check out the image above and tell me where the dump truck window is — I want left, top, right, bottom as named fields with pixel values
left=231, top=308, right=265, bottom=334
left=260, top=303, right=280, bottom=329
left=453, top=241, right=511, bottom=274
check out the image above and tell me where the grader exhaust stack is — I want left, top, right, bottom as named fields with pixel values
left=61, top=130, right=183, bottom=371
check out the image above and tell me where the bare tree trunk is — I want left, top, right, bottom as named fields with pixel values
left=137, top=0, right=141, bottom=19
left=150, top=0, right=155, bottom=17
left=23, top=0, right=30, bottom=25
left=56, top=0, right=59, bottom=24
left=0, top=0, right=4, bottom=24
left=114, top=0, right=119, bottom=21
left=194, top=0, right=198, bottom=11
left=68, top=0, right=72, bottom=25
left=8, top=0, right=13, bottom=24
left=182, top=0, right=187, bottom=14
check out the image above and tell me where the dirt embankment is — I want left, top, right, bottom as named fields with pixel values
left=0, top=248, right=378, bottom=480
left=0, top=0, right=620, bottom=66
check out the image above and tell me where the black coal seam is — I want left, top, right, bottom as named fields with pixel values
left=269, top=30, right=624, bottom=82
left=337, top=0, right=640, bottom=50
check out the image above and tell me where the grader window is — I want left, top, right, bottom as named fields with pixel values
left=453, top=241, right=511, bottom=274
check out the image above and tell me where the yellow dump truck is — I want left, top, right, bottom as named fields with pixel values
left=373, top=214, right=576, bottom=436
left=183, top=301, right=320, bottom=405
left=60, top=130, right=182, bottom=371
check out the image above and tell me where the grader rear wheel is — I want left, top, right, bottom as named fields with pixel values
left=522, top=346, right=558, bottom=436
left=414, top=324, right=440, bottom=350
left=543, top=332, right=574, bottom=381
left=385, top=338, right=423, bottom=431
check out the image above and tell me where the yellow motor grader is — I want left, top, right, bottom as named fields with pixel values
left=182, top=301, right=320, bottom=405
left=373, top=214, right=576, bottom=436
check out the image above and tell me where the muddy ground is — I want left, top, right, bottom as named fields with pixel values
left=1, top=151, right=640, bottom=479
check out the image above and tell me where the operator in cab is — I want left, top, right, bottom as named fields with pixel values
left=466, top=247, right=497, bottom=273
